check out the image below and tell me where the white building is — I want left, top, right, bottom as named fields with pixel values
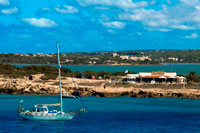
left=127, top=74, right=139, bottom=79
left=120, top=55, right=129, bottom=60
left=126, top=72, right=185, bottom=83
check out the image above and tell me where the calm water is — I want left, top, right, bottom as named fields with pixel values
left=14, top=64, right=200, bottom=75
left=0, top=95, right=200, bottom=133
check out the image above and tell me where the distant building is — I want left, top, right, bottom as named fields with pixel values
left=45, top=54, right=53, bottom=57
left=168, top=57, right=178, bottom=61
left=65, top=59, right=74, bottom=63
left=90, top=57, right=99, bottom=60
left=126, top=72, right=186, bottom=84
left=32, top=53, right=44, bottom=57
left=120, top=55, right=129, bottom=60
left=88, top=61, right=96, bottom=64
left=112, top=51, right=118, bottom=57
left=127, top=74, right=139, bottom=79
left=130, top=56, right=151, bottom=61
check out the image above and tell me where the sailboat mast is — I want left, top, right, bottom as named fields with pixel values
left=56, top=42, right=63, bottom=113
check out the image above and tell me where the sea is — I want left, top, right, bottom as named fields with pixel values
left=0, top=95, right=200, bottom=133
left=14, top=64, right=200, bottom=75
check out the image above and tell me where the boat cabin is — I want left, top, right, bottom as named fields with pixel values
left=31, top=104, right=60, bottom=113
left=32, top=105, right=48, bottom=113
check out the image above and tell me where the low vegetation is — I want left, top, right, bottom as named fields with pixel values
left=0, top=64, right=199, bottom=83
left=186, top=71, right=200, bottom=83
left=0, top=64, right=133, bottom=80
left=1, top=49, right=200, bottom=65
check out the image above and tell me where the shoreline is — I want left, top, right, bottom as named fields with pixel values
left=0, top=77, right=200, bottom=99
left=12, top=63, right=200, bottom=66
left=1, top=88, right=200, bottom=99
left=1, top=93, right=199, bottom=100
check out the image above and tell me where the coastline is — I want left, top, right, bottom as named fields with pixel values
left=11, top=63, right=200, bottom=66
left=1, top=76, right=200, bottom=99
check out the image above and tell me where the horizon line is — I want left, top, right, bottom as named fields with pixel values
left=1, top=48, right=200, bottom=54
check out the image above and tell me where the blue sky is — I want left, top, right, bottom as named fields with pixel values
left=1, top=0, right=200, bottom=53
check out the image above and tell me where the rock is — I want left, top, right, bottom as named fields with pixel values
left=131, top=94, right=137, bottom=98
left=120, top=92, right=130, bottom=96
left=23, top=88, right=30, bottom=93
left=40, top=88, right=47, bottom=91
left=91, top=91, right=104, bottom=97
left=138, top=90, right=146, bottom=95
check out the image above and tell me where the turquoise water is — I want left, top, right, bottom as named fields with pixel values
left=14, top=64, right=200, bottom=75
left=0, top=95, right=200, bottom=132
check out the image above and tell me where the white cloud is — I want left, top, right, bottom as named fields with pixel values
left=95, top=7, right=109, bottom=10
left=180, top=0, right=199, bottom=6
left=119, top=3, right=200, bottom=31
left=0, top=0, right=9, bottom=5
left=119, top=9, right=167, bottom=21
left=1, top=7, right=18, bottom=14
left=146, top=19, right=169, bottom=27
left=76, top=0, right=200, bottom=32
left=78, top=0, right=200, bottom=32
left=146, top=28, right=171, bottom=32
left=55, top=5, right=78, bottom=14
left=78, top=0, right=148, bottom=9
left=158, top=28, right=171, bottom=32
left=102, top=21, right=125, bottom=29
left=171, top=25, right=195, bottom=30
left=195, top=5, right=200, bottom=10
left=119, top=8, right=169, bottom=28
left=23, top=18, right=57, bottom=27
left=182, top=33, right=199, bottom=39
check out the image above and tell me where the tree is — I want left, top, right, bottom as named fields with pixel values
left=186, top=71, right=200, bottom=83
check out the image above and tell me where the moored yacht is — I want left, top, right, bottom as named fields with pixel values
left=18, top=42, right=86, bottom=120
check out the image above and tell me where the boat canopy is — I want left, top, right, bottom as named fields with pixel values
left=35, top=103, right=61, bottom=107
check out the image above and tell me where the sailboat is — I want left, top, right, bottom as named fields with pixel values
left=18, top=42, right=86, bottom=120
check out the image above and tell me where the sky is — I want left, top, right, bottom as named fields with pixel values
left=1, top=0, right=200, bottom=53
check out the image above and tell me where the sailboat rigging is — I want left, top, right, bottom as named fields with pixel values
left=18, top=42, right=86, bottom=120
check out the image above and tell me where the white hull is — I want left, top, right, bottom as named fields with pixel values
left=19, top=113, right=74, bottom=121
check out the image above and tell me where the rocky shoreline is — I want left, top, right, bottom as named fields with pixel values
left=0, top=76, right=200, bottom=99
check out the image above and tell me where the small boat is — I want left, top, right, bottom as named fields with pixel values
left=62, top=92, right=78, bottom=98
left=18, top=42, right=86, bottom=120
